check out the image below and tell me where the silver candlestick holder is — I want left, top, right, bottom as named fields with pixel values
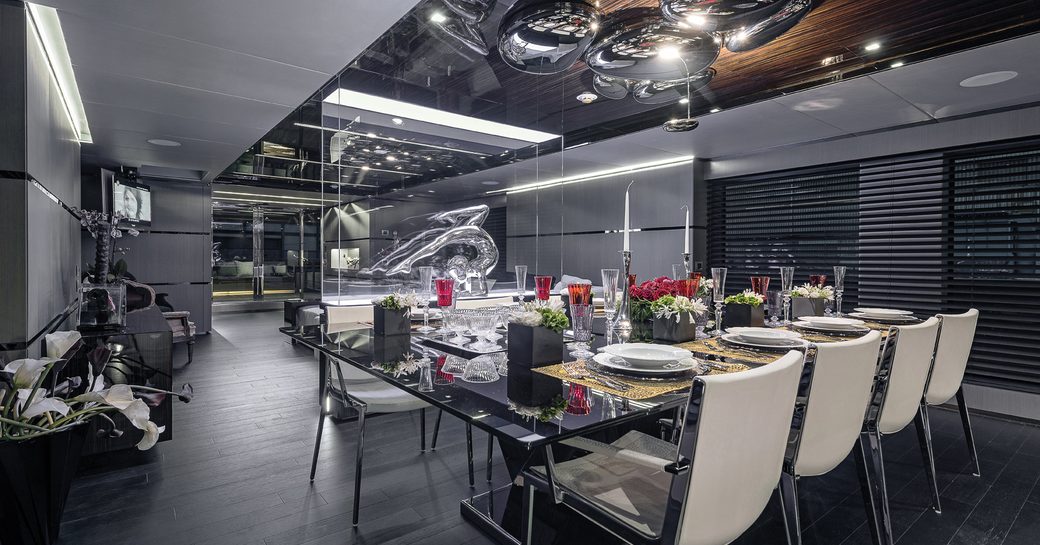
left=612, top=250, right=633, bottom=334
left=683, top=252, right=692, bottom=277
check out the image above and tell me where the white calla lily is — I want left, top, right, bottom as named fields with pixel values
left=73, top=383, right=135, bottom=410
left=3, top=358, right=58, bottom=389
left=21, top=397, right=71, bottom=419
left=135, top=421, right=165, bottom=450
left=120, top=399, right=151, bottom=430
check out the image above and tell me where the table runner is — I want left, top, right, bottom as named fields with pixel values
left=533, top=359, right=749, bottom=401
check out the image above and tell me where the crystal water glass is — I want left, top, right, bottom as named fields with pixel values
left=833, top=265, right=847, bottom=316
left=672, top=263, right=687, bottom=280
left=601, top=268, right=619, bottom=321
left=750, top=275, right=770, bottom=297
left=441, top=354, right=468, bottom=375
left=568, top=302, right=595, bottom=360
left=565, top=384, right=592, bottom=416
left=417, top=266, right=435, bottom=333
left=515, top=265, right=528, bottom=301
left=434, top=355, right=455, bottom=385
left=467, top=311, right=500, bottom=353
left=447, top=310, right=470, bottom=345
left=418, top=356, right=434, bottom=392
left=462, top=355, right=500, bottom=383
left=711, top=267, right=727, bottom=336
left=779, top=266, right=795, bottom=324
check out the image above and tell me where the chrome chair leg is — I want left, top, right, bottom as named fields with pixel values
left=430, top=409, right=443, bottom=451
left=956, top=387, right=981, bottom=477
left=915, top=403, right=942, bottom=514
left=466, top=423, right=475, bottom=487
left=520, top=478, right=536, bottom=545
left=777, top=472, right=801, bottom=545
left=420, top=408, right=427, bottom=452
left=854, top=437, right=884, bottom=545
left=486, top=434, right=494, bottom=483
left=352, top=407, right=367, bottom=527
left=860, top=430, right=894, bottom=545
left=309, top=390, right=327, bottom=482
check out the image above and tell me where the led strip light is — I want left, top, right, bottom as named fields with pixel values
left=488, top=155, right=695, bottom=195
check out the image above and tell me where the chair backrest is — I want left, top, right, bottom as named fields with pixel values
left=877, top=317, right=940, bottom=435
left=925, top=309, right=979, bottom=406
left=325, top=305, right=373, bottom=325
left=668, top=350, right=805, bottom=545
left=794, top=331, right=883, bottom=477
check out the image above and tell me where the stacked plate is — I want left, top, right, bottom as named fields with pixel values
left=723, top=327, right=806, bottom=350
left=793, top=316, right=870, bottom=334
left=594, top=343, right=699, bottom=377
left=410, top=309, right=443, bottom=322
left=850, top=307, right=917, bottom=323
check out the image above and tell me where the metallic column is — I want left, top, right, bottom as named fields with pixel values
left=297, top=210, right=306, bottom=295
left=252, top=205, right=264, bottom=300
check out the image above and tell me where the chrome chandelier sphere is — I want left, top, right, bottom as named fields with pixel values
left=584, top=10, right=719, bottom=81
left=497, top=2, right=600, bottom=75
left=660, top=0, right=790, bottom=32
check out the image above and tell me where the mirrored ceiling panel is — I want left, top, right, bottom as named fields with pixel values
left=217, top=0, right=1040, bottom=198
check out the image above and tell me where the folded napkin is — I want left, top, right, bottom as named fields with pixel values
left=554, top=275, right=593, bottom=294
left=45, top=330, right=82, bottom=358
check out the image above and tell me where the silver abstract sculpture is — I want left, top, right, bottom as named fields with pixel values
left=660, top=0, right=790, bottom=32
left=359, top=205, right=499, bottom=285
left=631, top=68, right=714, bottom=104
left=584, top=10, right=719, bottom=81
left=497, top=2, right=600, bottom=75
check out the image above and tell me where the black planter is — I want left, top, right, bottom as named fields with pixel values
left=792, top=298, right=826, bottom=318
left=653, top=313, right=698, bottom=343
left=372, top=334, right=412, bottom=363
left=722, top=304, right=766, bottom=328
left=373, top=305, right=410, bottom=336
left=507, top=367, right=563, bottom=408
left=0, top=425, right=88, bottom=545
left=508, top=323, right=565, bottom=368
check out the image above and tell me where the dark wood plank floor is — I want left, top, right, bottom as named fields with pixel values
left=58, top=311, right=1040, bottom=545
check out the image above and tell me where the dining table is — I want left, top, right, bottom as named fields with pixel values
left=280, top=312, right=914, bottom=545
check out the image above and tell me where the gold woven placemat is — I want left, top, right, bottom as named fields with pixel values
left=533, top=360, right=749, bottom=401
left=677, top=338, right=782, bottom=365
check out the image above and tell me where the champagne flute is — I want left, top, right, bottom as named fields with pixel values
left=833, top=265, right=847, bottom=316
left=417, top=266, right=435, bottom=334
left=515, top=265, right=528, bottom=302
left=711, top=267, right=727, bottom=336
left=601, top=268, right=619, bottom=322
left=779, top=266, right=795, bottom=325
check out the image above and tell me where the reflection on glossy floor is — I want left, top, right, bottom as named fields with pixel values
left=58, top=311, right=1040, bottom=545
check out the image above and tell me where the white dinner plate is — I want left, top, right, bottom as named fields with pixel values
left=591, top=353, right=699, bottom=376
left=848, top=312, right=918, bottom=323
left=853, top=307, right=914, bottom=317
left=792, top=321, right=871, bottom=334
left=410, top=309, right=443, bottom=321
left=598, top=343, right=693, bottom=369
left=796, top=316, right=865, bottom=328
left=726, top=327, right=802, bottom=344
left=722, top=333, right=807, bottom=350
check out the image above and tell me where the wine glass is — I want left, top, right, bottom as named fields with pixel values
left=750, top=276, right=770, bottom=297
left=434, top=278, right=455, bottom=335
left=833, top=266, right=847, bottom=316
left=467, top=311, right=500, bottom=353
left=601, top=268, right=619, bottom=322
left=779, top=266, right=795, bottom=325
left=534, top=275, right=552, bottom=306
left=568, top=302, right=595, bottom=359
left=711, top=267, right=727, bottom=336
left=416, top=266, right=435, bottom=334
left=515, top=265, right=528, bottom=302
left=447, top=309, right=470, bottom=345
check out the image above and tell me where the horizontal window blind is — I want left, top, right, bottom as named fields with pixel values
left=708, top=137, right=1040, bottom=394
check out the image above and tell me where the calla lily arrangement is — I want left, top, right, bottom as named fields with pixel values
left=0, top=354, right=193, bottom=450
left=791, top=283, right=835, bottom=300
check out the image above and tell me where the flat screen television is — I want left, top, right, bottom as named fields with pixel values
left=112, top=179, right=151, bottom=225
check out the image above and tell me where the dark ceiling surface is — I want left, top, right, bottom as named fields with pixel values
left=216, top=0, right=1040, bottom=200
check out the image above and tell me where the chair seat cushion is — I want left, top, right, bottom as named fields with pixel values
left=531, top=431, right=675, bottom=538
left=329, top=377, right=429, bottom=413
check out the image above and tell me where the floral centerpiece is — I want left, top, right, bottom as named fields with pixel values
left=650, top=294, right=708, bottom=342
left=507, top=300, right=569, bottom=368
left=791, top=283, right=834, bottom=317
left=0, top=349, right=192, bottom=544
left=629, top=277, right=688, bottom=323
left=379, top=353, right=423, bottom=378
left=508, top=395, right=566, bottom=423
left=372, top=292, right=418, bottom=336
left=723, top=290, right=767, bottom=328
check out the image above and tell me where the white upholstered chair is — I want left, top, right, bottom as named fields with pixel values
left=859, top=317, right=941, bottom=545
left=521, top=350, right=805, bottom=545
left=924, top=309, right=981, bottom=477
left=777, top=331, right=884, bottom=545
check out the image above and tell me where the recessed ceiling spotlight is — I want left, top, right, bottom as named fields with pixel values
left=147, top=138, right=181, bottom=147
left=428, top=190, right=436, bottom=193
left=391, top=117, right=404, bottom=125
left=481, top=180, right=500, bottom=186
left=679, top=97, right=690, bottom=105
left=864, top=42, right=881, bottom=52
left=890, top=61, right=904, bottom=68
left=658, top=45, right=681, bottom=59
left=576, top=91, right=598, bottom=104
left=374, top=162, right=382, bottom=166
left=403, top=152, right=410, bottom=156
left=709, top=107, right=721, bottom=113
left=959, top=71, right=1018, bottom=88
left=429, top=11, right=447, bottom=23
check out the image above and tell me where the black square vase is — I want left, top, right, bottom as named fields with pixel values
left=371, top=334, right=412, bottom=363
left=373, top=305, right=410, bottom=336
left=722, top=304, right=766, bottom=329
left=506, top=367, right=563, bottom=408
left=791, top=298, right=825, bottom=318
left=652, top=313, right=698, bottom=343
left=508, top=323, right=564, bottom=368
